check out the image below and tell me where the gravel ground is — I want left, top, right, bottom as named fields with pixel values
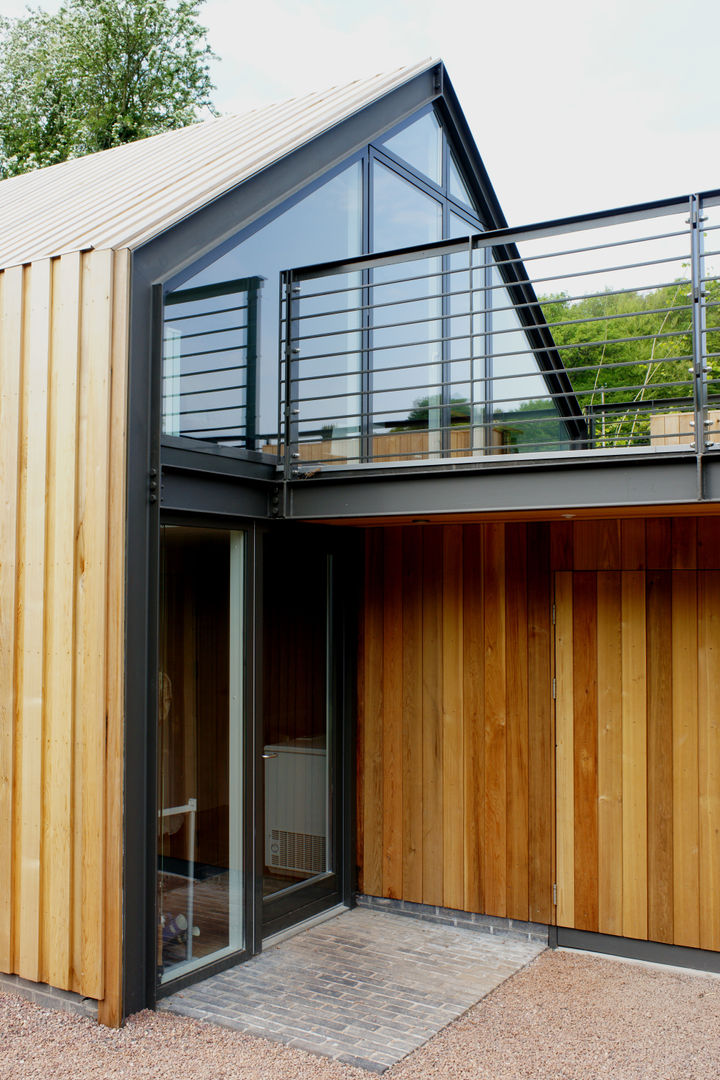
left=1, top=949, right=719, bottom=1079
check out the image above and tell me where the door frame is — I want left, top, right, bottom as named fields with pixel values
left=255, top=523, right=359, bottom=941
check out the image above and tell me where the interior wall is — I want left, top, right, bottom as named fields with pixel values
left=0, top=250, right=129, bottom=1020
left=357, top=515, right=720, bottom=934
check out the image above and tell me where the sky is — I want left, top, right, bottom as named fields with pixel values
left=4, top=0, right=720, bottom=224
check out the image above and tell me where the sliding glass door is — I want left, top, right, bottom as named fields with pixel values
left=261, top=529, right=344, bottom=937
left=157, top=526, right=245, bottom=983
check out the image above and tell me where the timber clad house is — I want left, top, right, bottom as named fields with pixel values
left=1, top=59, right=720, bottom=1026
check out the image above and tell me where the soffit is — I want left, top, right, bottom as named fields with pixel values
left=0, top=59, right=436, bottom=270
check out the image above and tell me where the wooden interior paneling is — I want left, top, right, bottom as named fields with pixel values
left=358, top=516, right=720, bottom=946
left=0, top=251, right=128, bottom=1017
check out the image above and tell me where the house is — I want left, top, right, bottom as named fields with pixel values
left=1, top=58, right=719, bottom=1028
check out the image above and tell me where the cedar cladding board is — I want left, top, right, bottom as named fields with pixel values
left=0, top=252, right=129, bottom=1023
left=357, top=517, right=720, bottom=946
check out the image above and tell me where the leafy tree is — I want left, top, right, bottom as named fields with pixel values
left=541, top=279, right=720, bottom=446
left=0, top=0, right=216, bottom=177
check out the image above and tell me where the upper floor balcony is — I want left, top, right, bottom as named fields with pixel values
left=161, top=188, right=720, bottom=519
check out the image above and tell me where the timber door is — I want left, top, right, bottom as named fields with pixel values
left=554, top=570, right=720, bottom=950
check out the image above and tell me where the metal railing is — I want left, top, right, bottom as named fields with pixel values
left=278, top=191, right=720, bottom=477
left=163, top=276, right=262, bottom=448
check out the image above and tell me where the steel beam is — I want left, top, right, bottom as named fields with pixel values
left=284, top=452, right=720, bottom=520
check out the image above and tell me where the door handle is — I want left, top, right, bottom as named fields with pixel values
left=262, top=752, right=278, bottom=759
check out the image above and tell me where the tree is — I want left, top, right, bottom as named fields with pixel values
left=0, top=0, right=216, bottom=177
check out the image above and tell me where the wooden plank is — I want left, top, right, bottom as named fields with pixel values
left=98, top=249, right=129, bottom=1027
left=573, top=520, right=620, bottom=571
left=462, top=524, right=484, bottom=914
left=361, top=530, right=384, bottom=896
left=554, top=572, right=574, bottom=927
left=442, top=525, right=464, bottom=910
left=527, top=524, right=553, bottom=924
left=697, top=518, right=720, bottom=570
left=483, top=523, right=507, bottom=917
left=402, top=526, right=424, bottom=903
left=72, top=251, right=113, bottom=997
left=382, top=529, right=403, bottom=899
left=572, top=572, right=598, bottom=932
left=421, top=527, right=443, bottom=906
left=505, top=524, right=528, bottom=920
left=621, top=571, right=648, bottom=940
left=596, top=572, right=623, bottom=936
left=42, top=254, right=81, bottom=990
left=620, top=519, right=646, bottom=570
left=0, top=266, right=24, bottom=973
left=698, top=571, right=720, bottom=950
left=15, top=260, right=52, bottom=982
left=646, top=519, right=672, bottom=569
left=550, top=522, right=573, bottom=571
left=672, top=519, right=697, bottom=570
left=646, top=570, right=674, bottom=943
left=671, top=571, right=699, bottom=947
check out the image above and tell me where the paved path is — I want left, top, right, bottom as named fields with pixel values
left=162, top=907, right=544, bottom=1072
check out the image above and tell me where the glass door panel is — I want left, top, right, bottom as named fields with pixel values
left=157, top=525, right=244, bottom=984
left=262, top=529, right=340, bottom=936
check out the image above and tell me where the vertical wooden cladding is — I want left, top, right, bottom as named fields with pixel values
left=359, top=514, right=720, bottom=952
left=357, top=522, right=554, bottom=924
left=0, top=251, right=128, bottom=1019
left=555, top=565, right=720, bottom=952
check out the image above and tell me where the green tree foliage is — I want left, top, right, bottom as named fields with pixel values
left=542, top=278, right=720, bottom=446
left=0, top=0, right=216, bottom=177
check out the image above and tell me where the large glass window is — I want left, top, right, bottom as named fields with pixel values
left=378, top=109, right=443, bottom=187
left=161, top=104, right=497, bottom=460
left=158, top=526, right=244, bottom=984
left=167, top=161, right=363, bottom=449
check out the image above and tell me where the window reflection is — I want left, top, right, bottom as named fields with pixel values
left=379, top=109, right=443, bottom=186
left=179, top=162, right=363, bottom=447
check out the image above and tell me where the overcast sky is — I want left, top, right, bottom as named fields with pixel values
left=5, top=0, right=719, bottom=223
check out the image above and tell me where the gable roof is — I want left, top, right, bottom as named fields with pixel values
left=0, top=59, right=435, bottom=270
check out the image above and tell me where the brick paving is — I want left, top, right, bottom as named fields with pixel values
left=161, top=907, right=544, bottom=1072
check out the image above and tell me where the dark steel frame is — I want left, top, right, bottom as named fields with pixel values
left=119, top=60, right=720, bottom=1019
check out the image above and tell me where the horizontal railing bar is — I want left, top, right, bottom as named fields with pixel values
left=290, top=321, right=693, bottom=367
left=167, top=343, right=249, bottom=363
left=293, top=243, right=690, bottom=305
left=163, top=362, right=248, bottom=380
left=175, top=404, right=246, bottom=418
left=171, top=382, right=248, bottom=399
left=165, top=302, right=250, bottom=323
left=164, top=322, right=248, bottom=343
left=292, top=275, right=695, bottom=329
left=293, top=376, right=693, bottom=421
left=284, top=345, right=695, bottom=392
left=291, top=299, right=694, bottom=347
left=288, top=189, right=715, bottom=283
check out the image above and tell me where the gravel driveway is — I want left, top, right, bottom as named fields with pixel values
left=1, top=949, right=718, bottom=1079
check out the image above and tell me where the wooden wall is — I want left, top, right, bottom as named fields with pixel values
left=0, top=250, right=129, bottom=1023
left=357, top=516, right=720, bottom=942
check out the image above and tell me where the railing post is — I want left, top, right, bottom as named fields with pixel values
left=690, top=193, right=709, bottom=458
left=280, top=271, right=300, bottom=479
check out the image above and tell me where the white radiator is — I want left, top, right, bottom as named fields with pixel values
left=264, top=743, right=327, bottom=874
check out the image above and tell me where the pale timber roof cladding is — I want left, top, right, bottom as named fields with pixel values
left=0, top=59, right=435, bottom=270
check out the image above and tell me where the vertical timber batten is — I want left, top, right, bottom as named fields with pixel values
left=0, top=250, right=128, bottom=1018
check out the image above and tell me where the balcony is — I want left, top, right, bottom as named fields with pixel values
left=161, top=190, right=720, bottom=517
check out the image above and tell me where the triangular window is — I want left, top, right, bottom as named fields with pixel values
left=379, top=110, right=443, bottom=186
left=448, top=152, right=476, bottom=211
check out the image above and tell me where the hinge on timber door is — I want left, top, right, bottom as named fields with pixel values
left=553, top=883, right=557, bottom=906
left=552, top=602, right=556, bottom=625
left=552, top=677, right=556, bottom=699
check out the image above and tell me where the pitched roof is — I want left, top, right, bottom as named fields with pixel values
left=0, top=59, right=435, bottom=270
